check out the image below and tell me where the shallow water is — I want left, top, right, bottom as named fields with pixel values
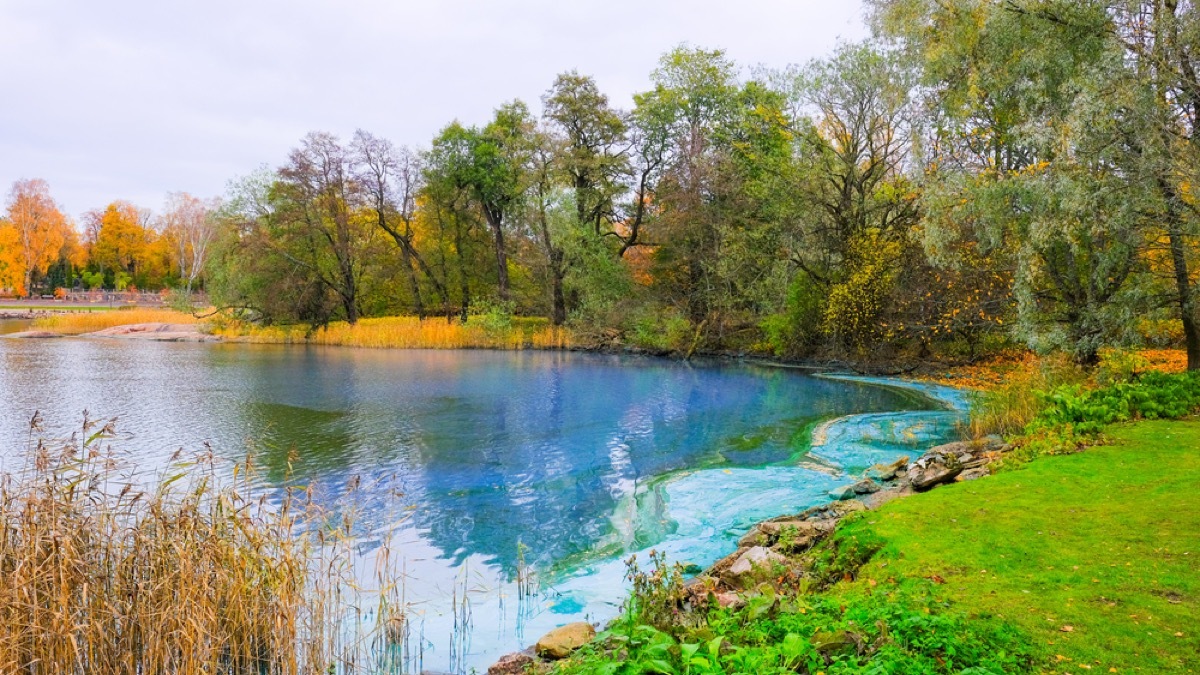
left=0, top=340, right=965, bottom=672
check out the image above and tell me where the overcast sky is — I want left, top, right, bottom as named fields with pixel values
left=0, top=1, right=867, bottom=219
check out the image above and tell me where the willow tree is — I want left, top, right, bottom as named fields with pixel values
left=870, top=0, right=1157, bottom=364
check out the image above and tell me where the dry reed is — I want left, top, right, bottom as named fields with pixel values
left=33, top=309, right=200, bottom=335
left=214, top=316, right=573, bottom=351
left=0, top=413, right=412, bottom=675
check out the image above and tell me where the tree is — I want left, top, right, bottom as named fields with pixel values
left=543, top=72, right=629, bottom=235
left=4, top=179, right=70, bottom=297
left=426, top=105, right=536, bottom=304
left=274, top=132, right=379, bottom=324
left=87, top=201, right=161, bottom=290
left=352, top=129, right=451, bottom=318
left=160, top=192, right=219, bottom=294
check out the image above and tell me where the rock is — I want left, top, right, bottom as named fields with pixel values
left=829, top=499, right=867, bottom=515
left=742, top=519, right=826, bottom=548
left=535, top=622, right=596, bottom=660
left=725, top=547, right=787, bottom=588
left=907, top=455, right=963, bottom=492
left=713, top=591, right=745, bottom=609
left=865, top=455, right=910, bottom=481
left=488, top=652, right=537, bottom=674
left=852, top=479, right=881, bottom=495
left=925, top=438, right=1005, bottom=459
left=828, top=485, right=857, bottom=501
left=2, top=330, right=63, bottom=339
left=956, top=467, right=990, bottom=482
left=738, top=526, right=770, bottom=548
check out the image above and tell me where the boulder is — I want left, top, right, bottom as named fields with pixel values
left=725, top=546, right=787, bottom=588
left=852, top=479, right=881, bottom=495
left=828, top=485, right=857, bottom=501
left=488, top=652, right=537, bottom=674
left=535, top=622, right=596, bottom=659
left=713, top=591, right=745, bottom=609
left=865, top=455, right=910, bottom=481
left=907, top=455, right=962, bottom=492
left=956, top=467, right=990, bottom=482
left=829, top=499, right=867, bottom=515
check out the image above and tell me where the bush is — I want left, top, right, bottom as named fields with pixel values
left=557, top=583, right=1032, bottom=675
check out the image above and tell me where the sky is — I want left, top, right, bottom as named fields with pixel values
left=0, top=0, right=867, bottom=220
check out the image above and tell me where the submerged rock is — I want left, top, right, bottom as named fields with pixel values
left=535, top=622, right=596, bottom=659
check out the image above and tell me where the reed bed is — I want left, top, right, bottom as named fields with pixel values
left=215, top=315, right=573, bottom=351
left=33, top=309, right=200, bottom=335
left=0, top=414, right=412, bottom=675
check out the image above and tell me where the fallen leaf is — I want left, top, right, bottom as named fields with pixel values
left=1061, top=625, right=1075, bottom=633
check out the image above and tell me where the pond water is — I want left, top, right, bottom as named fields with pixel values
left=0, top=339, right=966, bottom=672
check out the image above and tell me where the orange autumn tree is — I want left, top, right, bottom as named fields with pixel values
left=86, top=201, right=166, bottom=290
left=4, top=179, right=72, bottom=297
left=0, top=222, right=23, bottom=293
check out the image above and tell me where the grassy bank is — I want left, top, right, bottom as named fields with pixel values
left=32, top=308, right=199, bottom=334
left=835, top=421, right=1199, bottom=673
left=212, top=315, right=573, bottom=350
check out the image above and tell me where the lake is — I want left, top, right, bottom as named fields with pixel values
left=0, top=337, right=965, bottom=672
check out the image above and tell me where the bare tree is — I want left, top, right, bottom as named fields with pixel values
left=160, top=192, right=219, bottom=295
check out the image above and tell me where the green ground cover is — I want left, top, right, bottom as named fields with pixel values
left=840, top=421, right=1199, bottom=674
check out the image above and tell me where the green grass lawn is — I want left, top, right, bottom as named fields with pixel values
left=840, top=421, right=1200, bottom=674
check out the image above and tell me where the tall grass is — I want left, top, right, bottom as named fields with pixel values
left=213, top=315, right=573, bottom=351
left=33, top=309, right=200, bottom=335
left=0, top=414, right=412, bottom=674
left=967, top=354, right=1088, bottom=438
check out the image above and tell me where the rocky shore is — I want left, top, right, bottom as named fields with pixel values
left=487, top=435, right=1012, bottom=674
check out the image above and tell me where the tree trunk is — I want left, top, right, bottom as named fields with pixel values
left=1167, top=221, right=1200, bottom=370
left=485, top=210, right=511, bottom=301
left=454, top=223, right=471, bottom=322
left=397, top=243, right=425, bottom=318
left=550, top=252, right=567, bottom=326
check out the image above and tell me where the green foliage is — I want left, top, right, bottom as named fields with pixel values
left=629, top=307, right=692, bottom=353
left=993, top=369, right=1200, bottom=467
left=759, top=273, right=823, bottom=357
left=1030, top=371, right=1200, bottom=435
left=557, top=584, right=1032, bottom=675
left=465, top=298, right=514, bottom=337
left=80, top=270, right=104, bottom=290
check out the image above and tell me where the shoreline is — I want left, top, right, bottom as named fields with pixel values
left=489, top=376, right=983, bottom=672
